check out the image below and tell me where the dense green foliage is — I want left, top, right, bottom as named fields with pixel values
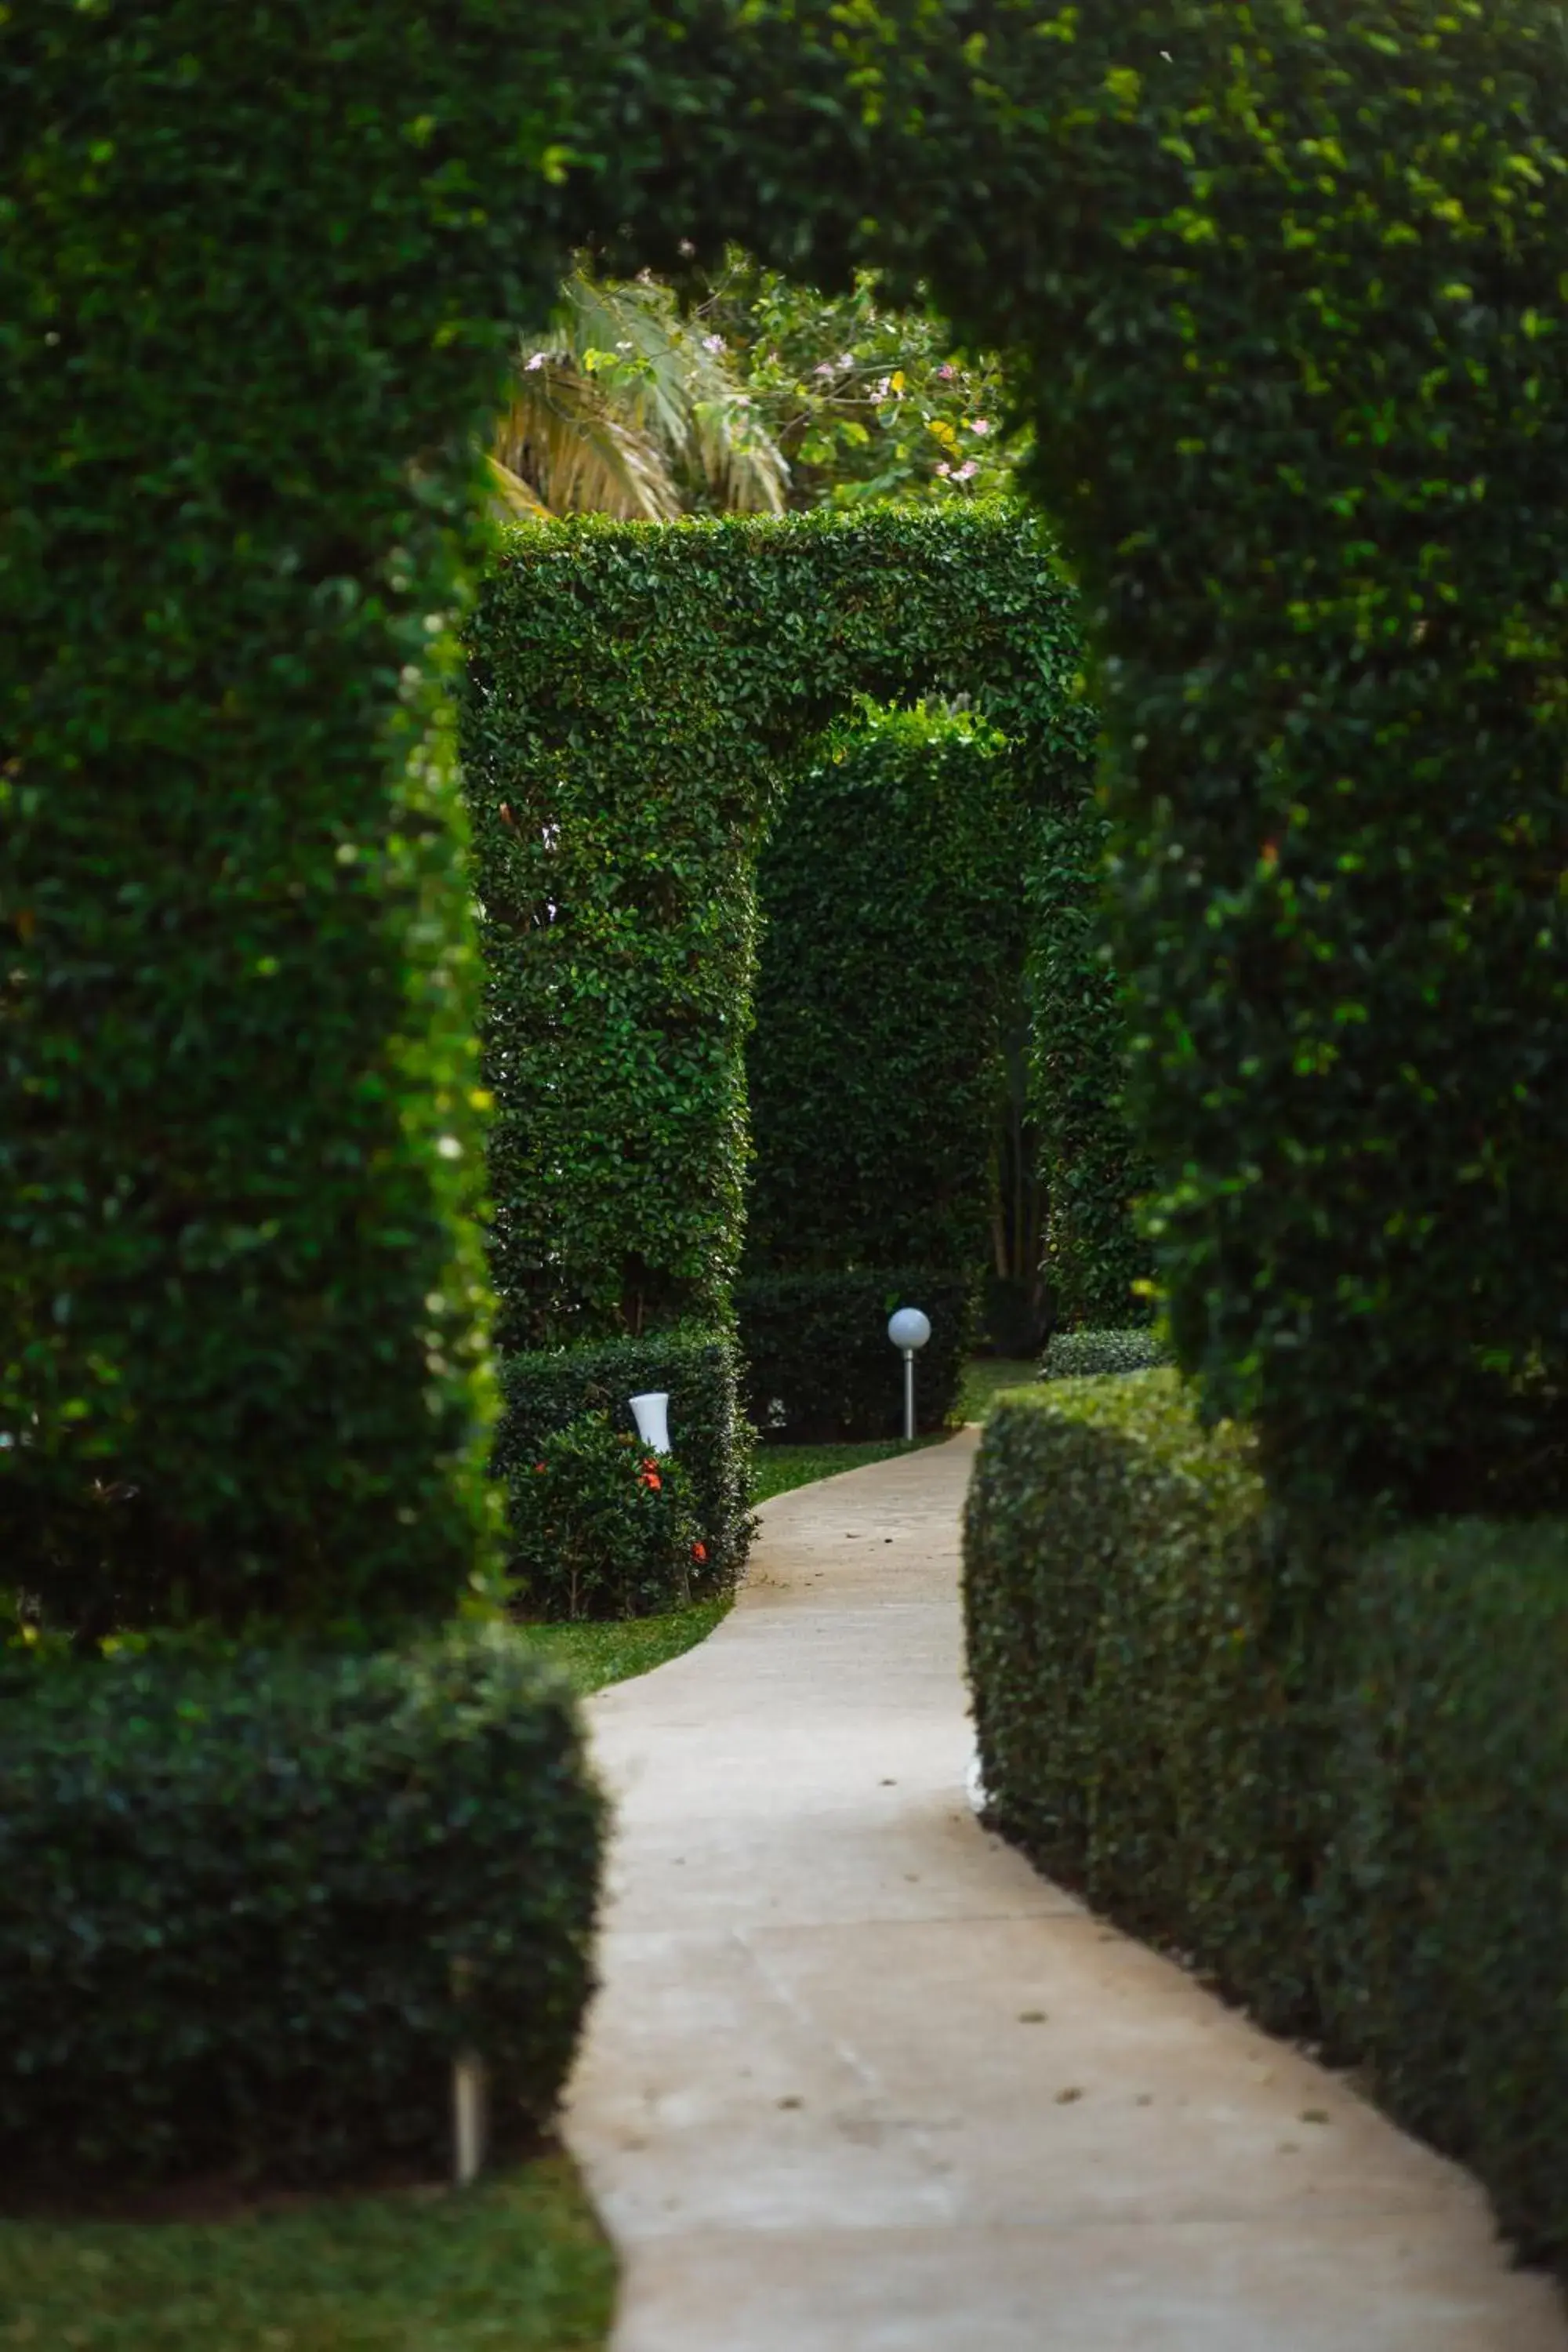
left=1319, top=1519, right=1568, bottom=2263
left=463, top=504, right=1087, bottom=1356
left=613, top=0, right=1568, bottom=1515
left=697, top=255, right=1022, bottom=507
left=1027, top=803, right=1152, bottom=1330
left=495, top=1328, right=751, bottom=1596
left=918, top=3, right=1568, bottom=1512
left=964, top=1374, right=1319, bottom=2030
left=747, top=700, right=1023, bottom=1279
left=9, top=0, right=1566, bottom=1600
left=503, top=1412, right=702, bottom=1622
left=0, top=0, right=591, bottom=1631
left=0, top=1630, right=604, bottom=2187
left=737, top=1269, right=971, bottom=1443
left=1039, top=1327, right=1171, bottom=1380
left=964, top=1377, right=1568, bottom=2267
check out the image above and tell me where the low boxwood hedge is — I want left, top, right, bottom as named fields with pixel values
left=495, top=1327, right=752, bottom=1610
left=737, top=1269, right=973, bottom=1444
left=962, top=1372, right=1323, bottom=2031
left=1038, top=1327, right=1170, bottom=1381
left=1317, top=1518, right=1568, bottom=2266
left=0, top=1628, right=604, bottom=2191
left=963, top=1374, right=1568, bottom=2270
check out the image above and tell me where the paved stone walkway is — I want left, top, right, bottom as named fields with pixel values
left=564, top=1429, right=1566, bottom=2351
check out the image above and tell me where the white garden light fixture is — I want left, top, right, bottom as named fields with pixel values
left=629, top=1390, right=672, bottom=1455
left=887, top=1307, right=931, bottom=1443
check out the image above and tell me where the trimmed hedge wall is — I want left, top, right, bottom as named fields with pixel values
left=737, top=1269, right=972, bottom=1443
left=963, top=1372, right=1321, bottom=2031
left=496, top=1329, right=752, bottom=1599
left=1039, top=1327, right=1171, bottom=1381
left=461, top=506, right=1089, bottom=1353
left=1319, top=1519, right=1568, bottom=2264
left=0, top=1629, right=604, bottom=2188
left=584, top=0, right=1568, bottom=1515
left=1026, top=800, right=1152, bottom=1330
left=746, top=700, right=1024, bottom=1281
left=964, top=1377, right=1568, bottom=2268
left=0, top=0, right=606, bottom=1632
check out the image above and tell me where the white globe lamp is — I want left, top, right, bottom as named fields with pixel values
left=887, top=1307, right=931, bottom=1442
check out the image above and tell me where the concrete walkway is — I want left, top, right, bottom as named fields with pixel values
left=564, top=1430, right=1566, bottom=2352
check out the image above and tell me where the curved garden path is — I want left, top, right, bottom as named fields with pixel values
left=564, top=1430, right=1566, bottom=2352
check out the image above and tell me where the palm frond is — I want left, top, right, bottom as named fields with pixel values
left=496, top=268, right=789, bottom=520
left=491, top=359, right=682, bottom=521
left=485, top=453, right=554, bottom=519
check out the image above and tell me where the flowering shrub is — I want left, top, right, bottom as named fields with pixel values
left=505, top=1411, right=702, bottom=1621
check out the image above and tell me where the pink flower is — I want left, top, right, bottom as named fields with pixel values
left=702, top=332, right=726, bottom=354
left=935, top=461, right=951, bottom=477
left=936, top=363, right=956, bottom=380
left=956, top=459, right=979, bottom=481
left=971, top=418, right=992, bottom=435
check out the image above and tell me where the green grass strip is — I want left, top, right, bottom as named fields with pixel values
left=0, top=2154, right=615, bottom=2352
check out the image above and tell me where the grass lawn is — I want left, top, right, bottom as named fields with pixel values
left=520, top=1597, right=731, bottom=1693
left=750, top=1434, right=944, bottom=1504
left=0, top=2154, right=615, bottom=2352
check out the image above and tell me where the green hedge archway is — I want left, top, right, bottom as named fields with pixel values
left=462, top=504, right=1094, bottom=1348
left=8, top=0, right=1566, bottom=1625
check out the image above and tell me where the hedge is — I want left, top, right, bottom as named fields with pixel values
left=962, top=1372, right=1323, bottom=2031
left=1039, top=1327, right=1171, bottom=1381
left=0, top=1628, right=604, bottom=2189
left=737, top=1269, right=972, bottom=1443
left=0, top=0, right=596, bottom=1632
left=460, top=506, right=1089, bottom=1354
left=620, top=0, right=1568, bottom=1514
left=1026, top=801, right=1152, bottom=1330
left=1318, top=1519, right=1568, bottom=2265
left=938, top=4, right=1568, bottom=1515
left=746, top=699, right=1025, bottom=1282
left=16, top=0, right=1568, bottom=1599
left=964, top=1377, right=1568, bottom=2269
left=495, top=1328, right=752, bottom=1603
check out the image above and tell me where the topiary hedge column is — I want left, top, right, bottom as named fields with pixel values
left=0, top=1, right=615, bottom=1632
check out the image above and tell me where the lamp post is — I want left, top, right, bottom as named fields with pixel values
left=887, top=1307, right=931, bottom=1443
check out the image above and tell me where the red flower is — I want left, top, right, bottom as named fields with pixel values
left=533, top=1461, right=547, bottom=1475
left=638, top=1468, right=662, bottom=1491
left=691, top=1541, right=708, bottom=1564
